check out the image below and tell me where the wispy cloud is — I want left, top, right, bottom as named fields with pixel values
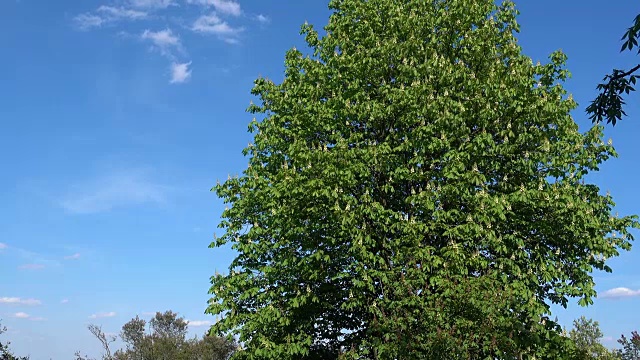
left=64, top=253, right=81, bottom=260
left=74, top=5, right=148, bottom=30
left=600, top=287, right=640, bottom=299
left=0, top=243, right=7, bottom=250
left=142, top=28, right=181, bottom=53
left=170, top=62, right=192, bottom=83
left=89, top=311, right=117, bottom=319
left=98, top=6, right=148, bottom=20
left=212, top=0, right=241, bottom=16
left=60, top=169, right=169, bottom=214
left=0, top=297, right=42, bottom=306
left=13, top=312, right=46, bottom=321
left=192, top=14, right=242, bottom=43
left=74, top=13, right=105, bottom=30
left=72, top=0, right=262, bottom=83
left=255, top=14, right=270, bottom=24
left=61, top=299, right=69, bottom=304
left=187, top=0, right=241, bottom=16
left=141, top=29, right=192, bottom=82
left=129, top=0, right=174, bottom=8
left=187, top=320, right=212, bottom=327
left=18, top=264, right=45, bottom=270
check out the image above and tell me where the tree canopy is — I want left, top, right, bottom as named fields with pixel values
left=207, top=0, right=638, bottom=358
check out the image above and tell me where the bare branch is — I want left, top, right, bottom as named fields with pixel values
left=88, top=324, right=116, bottom=360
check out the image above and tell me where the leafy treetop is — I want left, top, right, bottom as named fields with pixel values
left=207, top=0, right=638, bottom=358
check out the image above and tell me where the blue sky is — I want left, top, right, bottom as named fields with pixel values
left=1, top=0, right=639, bottom=359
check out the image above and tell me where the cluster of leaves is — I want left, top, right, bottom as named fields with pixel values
left=587, top=14, right=640, bottom=125
left=76, top=311, right=236, bottom=360
left=0, top=321, right=29, bottom=360
left=207, top=0, right=637, bottom=358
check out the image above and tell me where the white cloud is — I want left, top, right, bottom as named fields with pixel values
left=142, top=28, right=180, bottom=47
left=60, top=169, right=169, bottom=214
left=141, top=29, right=193, bottom=82
left=97, top=6, right=148, bottom=20
left=0, top=297, right=42, bottom=306
left=170, top=62, right=192, bottom=84
left=74, top=5, right=147, bottom=30
left=187, top=0, right=241, bottom=16
left=129, top=0, right=174, bottom=8
left=255, top=14, right=269, bottom=24
left=18, top=264, right=45, bottom=270
left=12, top=312, right=46, bottom=321
left=89, top=311, right=117, bottom=319
left=141, top=29, right=191, bottom=84
left=187, top=320, right=212, bottom=327
left=74, top=13, right=105, bottom=30
left=600, top=287, right=640, bottom=299
left=192, top=14, right=242, bottom=42
left=141, top=28, right=183, bottom=58
left=211, top=0, right=241, bottom=16
left=0, top=243, right=7, bottom=250
left=61, top=299, right=69, bottom=304
left=64, top=253, right=81, bottom=260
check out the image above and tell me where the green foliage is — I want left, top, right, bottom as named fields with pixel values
left=120, top=316, right=146, bottom=355
left=207, top=0, right=638, bottom=358
left=148, top=311, right=188, bottom=341
left=587, top=14, right=640, bottom=126
left=569, top=316, right=618, bottom=360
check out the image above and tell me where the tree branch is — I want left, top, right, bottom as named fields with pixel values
left=610, top=63, right=640, bottom=81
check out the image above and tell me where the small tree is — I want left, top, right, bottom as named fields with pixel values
left=207, top=0, right=638, bottom=358
left=569, top=316, right=618, bottom=359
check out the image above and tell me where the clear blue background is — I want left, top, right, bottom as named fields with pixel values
left=1, top=1, right=639, bottom=359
